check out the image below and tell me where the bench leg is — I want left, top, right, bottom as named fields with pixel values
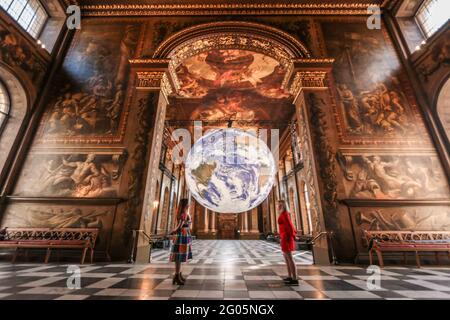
left=415, top=251, right=421, bottom=268
left=435, top=252, right=440, bottom=265
left=90, top=248, right=95, bottom=264
left=403, top=252, right=407, bottom=265
left=81, top=247, right=88, bottom=265
left=375, top=250, right=384, bottom=268
left=45, top=248, right=51, bottom=264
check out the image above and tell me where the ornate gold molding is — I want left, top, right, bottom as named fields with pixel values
left=293, top=58, right=336, bottom=65
left=135, top=71, right=173, bottom=96
left=80, top=3, right=383, bottom=16
left=130, top=59, right=174, bottom=96
left=153, top=21, right=310, bottom=58
left=136, top=71, right=165, bottom=89
left=289, top=71, right=329, bottom=95
left=129, top=58, right=171, bottom=65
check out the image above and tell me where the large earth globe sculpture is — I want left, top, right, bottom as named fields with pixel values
left=185, top=128, right=276, bottom=213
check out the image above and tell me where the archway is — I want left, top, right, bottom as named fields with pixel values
left=134, top=21, right=333, bottom=264
left=436, top=76, right=450, bottom=147
left=0, top=64, right=28, bottom=185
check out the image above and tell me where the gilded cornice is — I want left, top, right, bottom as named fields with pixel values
left=129, top=58, right=171, bottom=68
left=293, top=58, right=336, bottom=65
left=289, top=71, right=329, bottom=96
left=80, top=3, right=382, bottom=16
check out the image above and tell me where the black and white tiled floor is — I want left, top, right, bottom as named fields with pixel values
left=0, top=240, right=450, bottom=300
left=150, top=240, right=314, bottom=265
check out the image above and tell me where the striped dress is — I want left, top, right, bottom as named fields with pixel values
left=169, top=213, right=193, bottom=262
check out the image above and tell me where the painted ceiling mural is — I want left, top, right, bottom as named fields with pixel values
left=175, top=49, right=290, bottom=99
left=168, top=49, right=293, bottom=126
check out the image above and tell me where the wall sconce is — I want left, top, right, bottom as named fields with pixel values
left=153, top=201, right=159, bottom=210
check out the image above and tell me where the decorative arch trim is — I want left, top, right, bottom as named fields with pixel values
left=436, top=75, right=450, bottom=147
left=153, top=21, right=310, bottom=59
left=152, top=21, right=311, bottom=93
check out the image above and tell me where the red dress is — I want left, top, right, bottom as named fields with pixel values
left=277, top=211, right=297, bottom=253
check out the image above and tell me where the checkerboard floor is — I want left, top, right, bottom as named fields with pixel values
left=0, top=240, right=449, bottom=300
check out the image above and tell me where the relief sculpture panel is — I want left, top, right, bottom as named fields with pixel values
left=36, top=22, right=140, bottom=144
left=13, top=152, right=127, bottom=198
left=321, top=22, right=428, bottom=145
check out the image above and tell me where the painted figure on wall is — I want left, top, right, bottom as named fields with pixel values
left=0, top=23, right=46, bottom=85
left=40, top=24, right=139, bottom=140
left=338, top=154, right=449, bottom=199
left=356, top=209, right=450, bottom=231
left=6, top=208, right=106, bottom=229
left=322, top=22, right=421, bottom=140
left=15, top=153, right=122, bottom=198
left=1, top=206, right=113, bottom=249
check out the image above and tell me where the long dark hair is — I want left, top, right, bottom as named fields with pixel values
left=177, top=198, right=189, bottom=219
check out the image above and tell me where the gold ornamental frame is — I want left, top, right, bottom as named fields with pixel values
left=79, top=2, right=387, bottom=16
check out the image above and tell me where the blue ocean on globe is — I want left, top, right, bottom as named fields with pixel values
left=185, top=128, right=276, bottom=213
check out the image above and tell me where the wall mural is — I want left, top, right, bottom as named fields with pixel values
left=322, top=22, right=427, bottom=145
left=13, top=153, right=127, bottom=198
left=351, top=206, right=450, bottom=252
left=0, top=21, right=46, bottom=86
left=1, top=204, right=115, bottom=251
left=337, top=153, right=450, bottom=199
left=37, top=23, right=140, bottom=144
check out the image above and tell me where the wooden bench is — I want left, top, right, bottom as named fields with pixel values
left=364, top=230, right=450, bottom=268
left=0, top=228, right=99, bottom=264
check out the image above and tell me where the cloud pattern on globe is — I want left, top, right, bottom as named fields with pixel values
left=185, top=128, right=276, bottom=213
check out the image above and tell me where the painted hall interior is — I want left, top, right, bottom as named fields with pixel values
left=0, top=0, right=449, bottom=263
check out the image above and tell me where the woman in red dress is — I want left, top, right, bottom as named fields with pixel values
left=277, top=200, right=298, bottom=285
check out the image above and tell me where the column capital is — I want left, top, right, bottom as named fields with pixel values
left=287, top=58, right=335, bottom=99
left=129, top=59, right=175, bottom=98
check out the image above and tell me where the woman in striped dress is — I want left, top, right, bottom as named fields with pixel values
left=169, top=198, right=192, bottom=285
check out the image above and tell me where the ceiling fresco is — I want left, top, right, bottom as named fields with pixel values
left=175, top=49, right=290, bottom=99
left=167, top=49, right=294, bottom=128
